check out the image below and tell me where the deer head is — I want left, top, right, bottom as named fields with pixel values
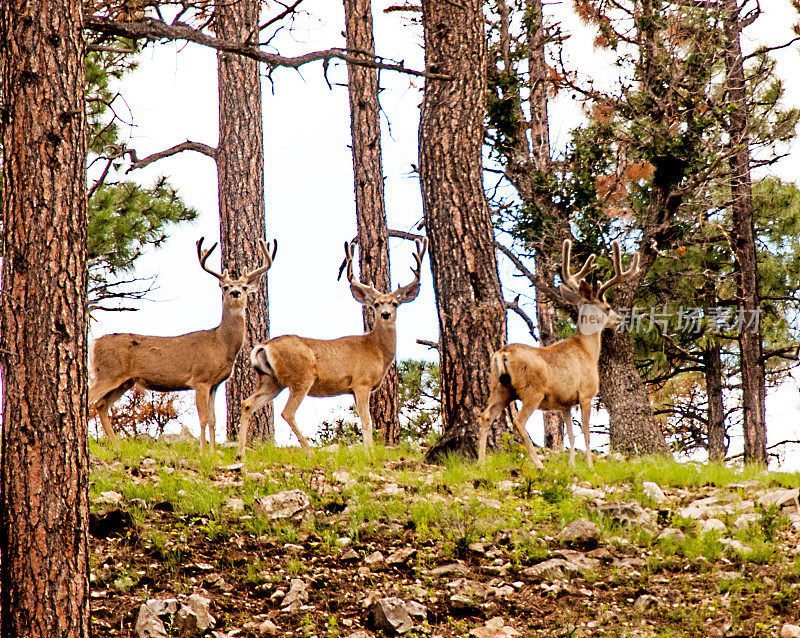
left=343, top=238, right=427, bottom=324
left=559, top=239, right=640, bottom=332
left=196, top=237, right=277, bottom=310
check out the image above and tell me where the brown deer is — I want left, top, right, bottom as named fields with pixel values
left=88, top=237, right=276, bottom=453
left=237, top=238, right=427, bottom=458
left=478, top=239, right=640, bottom=468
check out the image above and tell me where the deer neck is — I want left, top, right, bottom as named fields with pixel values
left=574, top=329, right=603, bottom=363
left=216, top=303, right=246, bottom=359
left=368, top=320, right=397, bottom=370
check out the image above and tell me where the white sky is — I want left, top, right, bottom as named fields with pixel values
left=86, top=0, right=800, bottom=467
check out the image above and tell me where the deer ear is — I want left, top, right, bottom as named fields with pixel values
left=350, top=283, right=376, bottom=306
left=579, top=280, right=594, bottom=299
left=394, top=281, right=420, bottom=304
left=560, top=284, right=584, bottom=307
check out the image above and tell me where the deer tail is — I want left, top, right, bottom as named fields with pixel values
left=249, top=344, right=273, bottom=375
left=491, top=351, right=513, bottom=388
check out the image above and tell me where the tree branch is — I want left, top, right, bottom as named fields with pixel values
left=126, top=140, right=218, bottom=171
left=86, top=15, right=446, bottom=79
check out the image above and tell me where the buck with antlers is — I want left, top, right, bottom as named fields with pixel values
left=237, top=238, right=427, bottom=458
left=89, top=237, right=277, bottom=453
left=478, top=239, right=640, bottom=468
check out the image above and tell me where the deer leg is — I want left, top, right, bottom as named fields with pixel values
left=579, top=399, right=593, bottom=468
left=207, top=384, right=219, bottom=455
left=512, top=398, right=544, bottom=470
left=281, top=384, right=313, bottom=454
left=238, top=373, right=282, bottom=459
left=352, top=387, right=374, bottom=452
left=478, top=386, right=512, bottom=464
left=194, top=386, right=212, bottom=453
left=91, top=381, right=133, bottom=442
left=562, top=408, right=576, bottom=466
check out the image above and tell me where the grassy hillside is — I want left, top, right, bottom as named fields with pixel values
left=88, top=439, right=800, bottom=637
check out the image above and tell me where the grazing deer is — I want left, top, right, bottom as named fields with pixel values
left=237, top=238, right=427, bottom=458
left=478, top=239, right=640, bottom=468
left=88, top=237, right=277, bottom=453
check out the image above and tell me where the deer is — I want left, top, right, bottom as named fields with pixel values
left=236, top=238, right=427, bottom=459
left=88, top=236, right=277, bottom=454
left=478, top=238, right=640, bottom=469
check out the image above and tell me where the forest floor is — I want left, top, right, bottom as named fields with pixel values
left=88, top=438, right=800, bottom=638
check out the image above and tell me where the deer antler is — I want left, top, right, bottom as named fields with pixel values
left=561, top=239, right=598, bottom=291
left=243, top=238, right=278, bottom=283
left=393, top=237, right=427, bottom=302
left=597, top=240, right=640, bottom=301
left=196, top=237, right=224, bottom=281
left=343, top=241, right=382, bottom=298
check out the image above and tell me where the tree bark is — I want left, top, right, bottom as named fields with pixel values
left=1, top=0, right=90, bottom=634
left=215, top=0, right=274, bottom=443
left=343, top=0, right=399, bottom=445
left=723, top=0, right=766, bottom=464
left=420, top=0, right=510, bottom=461
left=704, top=342, right=726, bottom=461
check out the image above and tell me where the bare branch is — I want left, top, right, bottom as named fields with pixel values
left=126, top=140, right=218, bottom=171
left=86, top=15, right=446, bottom=79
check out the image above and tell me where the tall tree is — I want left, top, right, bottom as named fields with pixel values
left=419, top=0, right=511, bottom=460
left=214, top=0, right=274, bottom=443
left=1, top=0, right=90, bottom=633
left=723, top=0, right=765, bottom=464
left=343, top=0, right=399, bottom=444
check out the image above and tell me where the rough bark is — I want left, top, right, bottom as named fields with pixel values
left=538, top=298, right=564, bottom=449
left=420, top=0, right=510, bottom=461
left=599, top=331, right=670, bottom=456
left=215, top=0, right=274, bottom=443
left=343, top=0, right=399, bottom=444
left=705, top=343, right=726, bottom=462
left=723, top=0, right=766, bottom=465
left=0, top=0, right=91, bottom=634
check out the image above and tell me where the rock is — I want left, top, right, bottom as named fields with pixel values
left=447, top=579, right=490, bottom=610
left=371, top=597, right=413, bottom=635
left=678, top=496, right=720, bottom=519
left=759, top=488, right=799, bottom=508
left=470, top=617, right=522, bottom=638
left=344, top=632, right=375, bottom=638
left=280, top=578, right=308, bottom=611
left=569, top=485, right=605, bottom=499
left=497, top=480, right=517, bottom=492
left=406, top=600, right=427, bottom=621
left=551, top=550, right=601, bottom=572
left=185, top=594, right=215, bottom=632
left=225, top=497, right=245, bottom=512
left=431, top=562, right=469, bottom=577
left=386, top=548, right=417, bottom=567
left=381, top=482, right=404, bottom=496
left=732, top=513, right=760, bottom=531
left=656, top=528, right=686, bottom=543
left=520, top=559, right=573, bottom=581
left=596, top=502, right=654, bottom=528
left=634, top=594, right=659, bottom=612
left=95, top=490, right=124, bottom=505
left=642, top=482, right=667, bottom=504
left=558, top=518, right=601, bottom=548
left=341, top=548, right=360, bottom=562
left=468, top=542, right=486, bottom=554
left=145, top=599, right=180, bottom=616
left=364, top=551, right=386, bottom=569
left=719, top=538, right=751, bottom=554
left=253, top=489, right=311, bottom=520
left=586, top=547, right=614, bottom=563
left=134, top=603, right=168, bottom=638
left=173, top=607, right=199, bottom=637
left=697, top=518, right=727, bottom=533
left=780, top=624, right=800, bottom=638
left=256, top=619, right=280, bottom=636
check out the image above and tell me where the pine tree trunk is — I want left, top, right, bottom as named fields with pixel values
left=599, top=331, right=671, bottom=456
left=723, top=0, right=766, bottom=465
left=420, top=0, right=510, bottom=461
left=343, top=0, right=399, bottom=445
left=705, top=343, right=726, bottom=462
left=215, top=0, right=274, bottom=444
left=0, top=0, right=90, bottom=634
left=537, top=297, right=564, bottom=449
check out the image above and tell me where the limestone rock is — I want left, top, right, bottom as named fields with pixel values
left=253, top=489, right=311, bottom=520
left=697, top=518, right=727, bottom=533
left=185, top=594, right=215, bottom=632
left=642, top=481, right=667, bottom=504
left=134, top=603, right=168, bottom=638
left=280, top=579, right=308, bottom=611
left=371, top=597, right=413, bottom=635
left=431, top=562, right=469, bottom=577
left=780, top=624, right=800, bottom=638
left=634, top=594, right=659, bottom=612
left=758, top=488, right=799, bottom=509
left=596, top=501, right=654, bottom=528
left=386, top=548, right=417, bottom=567
left=558, top=518, right=601, bottom=548
left=470, top=617, right=522, bottom=638
left=656, top=528, right=686, bottom=543
left=364, top=551, right=386, bottom=569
